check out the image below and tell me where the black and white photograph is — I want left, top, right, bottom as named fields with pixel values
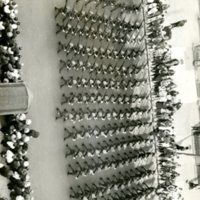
left=0, top=0, right=199, bottom=200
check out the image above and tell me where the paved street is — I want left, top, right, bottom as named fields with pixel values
left=0, top=0, right=199, bottom=200
left=16, top=1, right=157, bottom=200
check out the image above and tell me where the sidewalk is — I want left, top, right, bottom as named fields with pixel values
left=167, top=0, right=200, bottom=199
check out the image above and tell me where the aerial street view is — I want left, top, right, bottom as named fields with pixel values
left=0, top=0, right=199, bottom=200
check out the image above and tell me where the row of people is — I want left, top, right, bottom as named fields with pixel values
left=65, top=135, right=153, bottom=158
left=61, top=92, right=150, bottom=106
left=63, top=122, right=153, bottom=140
left=67, top=148, right=154, bottom=177
left=57, top=41, right=145, bottom=60
left=56, top=107, right=152, bottom=122
left=70, top=182, right=155, bottom=200
left=55, top=1, right=142, bottom=24
left=59, top=59, right=147, bottom=77
left=146, top=0, right=185, bottom=199
left=60, top=76, right=147, bottom=90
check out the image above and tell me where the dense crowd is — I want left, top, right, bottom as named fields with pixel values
left=0, top=0, right=23, bottom=82
left=146, top=0, right=186, bottom=199
left=0, top=1, right=38, bottom=200
left=0, top=115, right=39, bottom=200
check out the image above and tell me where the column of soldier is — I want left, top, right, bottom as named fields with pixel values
left=0, top=1, right=38, bottom=200
left=55, top=0, right=158, bottom=200
left=146, top=0, right=184, bottom=199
